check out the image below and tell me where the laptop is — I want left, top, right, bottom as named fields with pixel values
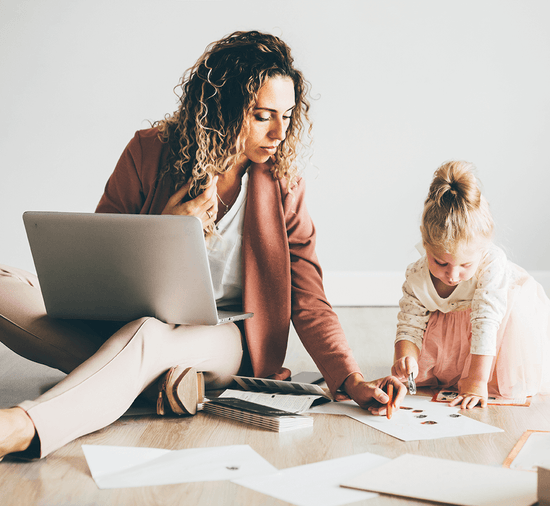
left=23, top=211, right=253, bottom=326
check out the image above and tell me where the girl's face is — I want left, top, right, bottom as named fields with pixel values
left=241, top=76, right=296, bottom=164
left=425, top=242, right=485, bottom=287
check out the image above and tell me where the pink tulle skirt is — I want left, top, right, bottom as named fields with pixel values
left=416, top=266, right=550, bottom=398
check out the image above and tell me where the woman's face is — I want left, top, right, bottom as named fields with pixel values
left=241, top=76, right=296, bottom=164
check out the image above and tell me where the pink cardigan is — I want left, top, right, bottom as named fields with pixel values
left=96, top=129, right=361, bottom=395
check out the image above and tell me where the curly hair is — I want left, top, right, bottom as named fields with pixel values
left=421, top=161, right=494, bottom=255
left=154, top=30, right=312, bottom=201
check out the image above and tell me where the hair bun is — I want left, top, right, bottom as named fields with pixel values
left=421, top=160, right=494, bottom=253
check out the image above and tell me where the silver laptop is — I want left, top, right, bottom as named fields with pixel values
left=23, top=211, right=253, bottom=326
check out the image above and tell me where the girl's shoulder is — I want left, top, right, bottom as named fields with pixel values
left=478, top=243, right=508, bottom=269
left=475, top=243, right=510, bottom=286
left=404, top=256, right=430, bottom=284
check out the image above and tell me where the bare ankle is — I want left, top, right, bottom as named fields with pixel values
left=0, top=407, right=36, bottom=457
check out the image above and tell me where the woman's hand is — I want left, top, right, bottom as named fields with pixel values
left=336, top=373, right=406, bottom=416
left=391, top=356, right=418, bottom=383
left=449, top=378, right=488, bottom=409
left=162, top=176, right=218, bottom=229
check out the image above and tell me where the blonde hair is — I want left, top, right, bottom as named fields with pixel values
left=155, top=30, right=311, bottom=201
left=421, top=161, right=494, bottom=254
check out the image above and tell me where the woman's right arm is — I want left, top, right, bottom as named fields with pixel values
left=96, top=130, right=217, bottom=228
left=96, top=131, right=149, bottom=214
left=161, top=176, right=218, bottom=229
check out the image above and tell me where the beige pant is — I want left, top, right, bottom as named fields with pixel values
left=0, top=265, right=243, bottom=458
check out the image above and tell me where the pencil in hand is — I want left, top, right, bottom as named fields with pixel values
left=386, top=383, right=394, bottom=420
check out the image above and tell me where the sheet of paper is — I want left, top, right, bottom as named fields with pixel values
left=233, top=452, right=389, bottom=506
left=82, top=444, right=277, bottom=489
left=505, top=431, right=550, bottom=471
left=218, top=388, right=322, bottom=413
left=341, top=453, right=537, bottom=506
left=308, top=395, right=503, bottom=441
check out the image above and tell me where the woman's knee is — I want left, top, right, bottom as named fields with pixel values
left=102, top=317, right=160, bottom=348
left=200, top=323, right=243, bottom=389
left=0, top=264, right=39, bottom=288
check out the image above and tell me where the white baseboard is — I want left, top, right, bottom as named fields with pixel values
left=323, top=271, right=550, bottom=307
left=323, top=272, right=404, bottom=307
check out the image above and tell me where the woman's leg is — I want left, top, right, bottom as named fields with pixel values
left=13, top=317, right=243, bottom=458
left=0, top=265, right=115, bottom=373
left=0, top=264, right=121, bottom=458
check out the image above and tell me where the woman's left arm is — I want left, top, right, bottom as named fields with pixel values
left=283, top=178, right=405, bottom=411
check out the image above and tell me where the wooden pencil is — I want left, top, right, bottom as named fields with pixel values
left=386, top=383, right=394, bottom=419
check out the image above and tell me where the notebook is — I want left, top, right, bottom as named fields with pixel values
left=23, top=211, right=253, bottom=325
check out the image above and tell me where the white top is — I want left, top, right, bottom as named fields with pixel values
left=396, top=243, right=517, bottom=355
left=205, top=171, right=248, bottom=309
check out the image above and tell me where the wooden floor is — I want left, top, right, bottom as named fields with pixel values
left=1, top=307, right=548, bottom=505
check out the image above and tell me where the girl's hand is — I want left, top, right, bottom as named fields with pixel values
left=449, top=378, right=488, bottom=409
left=391, top=356, right=418, bottom=383
left=162, top=176, right=218, bottom=229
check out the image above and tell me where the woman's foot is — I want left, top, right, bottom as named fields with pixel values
left=0, top=407, right=36, bottom=458
left=156, top=366, right=204, bottom=416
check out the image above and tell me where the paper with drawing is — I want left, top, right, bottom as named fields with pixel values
left=308, top=395, right=503, bottom=441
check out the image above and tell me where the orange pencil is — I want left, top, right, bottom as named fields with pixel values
left=386, top=383, right=394, bottom=419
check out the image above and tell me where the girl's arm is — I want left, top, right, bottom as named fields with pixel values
left=450, top=354, right=493, bottom=409
left=456, top=246, right=508, bottom=409
left=393, top=262, right=430, bottom=381
left=392, top=340, right=420, bottom=381
left=469, top=246, right=509, bottom=356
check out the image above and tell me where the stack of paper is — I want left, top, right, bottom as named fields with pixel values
left=233, top=375, right=331, bottom=399
left=218, top=388, right=323, bottom=414
left=203, top=397, right=313, bottom=432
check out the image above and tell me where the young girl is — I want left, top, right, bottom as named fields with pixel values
left=392, top=161, right=550, bottom=409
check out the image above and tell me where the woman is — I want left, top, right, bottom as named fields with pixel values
left=0, top=30, right=405, bottom=460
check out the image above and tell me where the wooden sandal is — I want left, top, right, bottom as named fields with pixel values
left=157, top=366, right=204, bottom=416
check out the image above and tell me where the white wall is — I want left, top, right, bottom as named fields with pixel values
left=1, top=0, right=549, bottom=304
